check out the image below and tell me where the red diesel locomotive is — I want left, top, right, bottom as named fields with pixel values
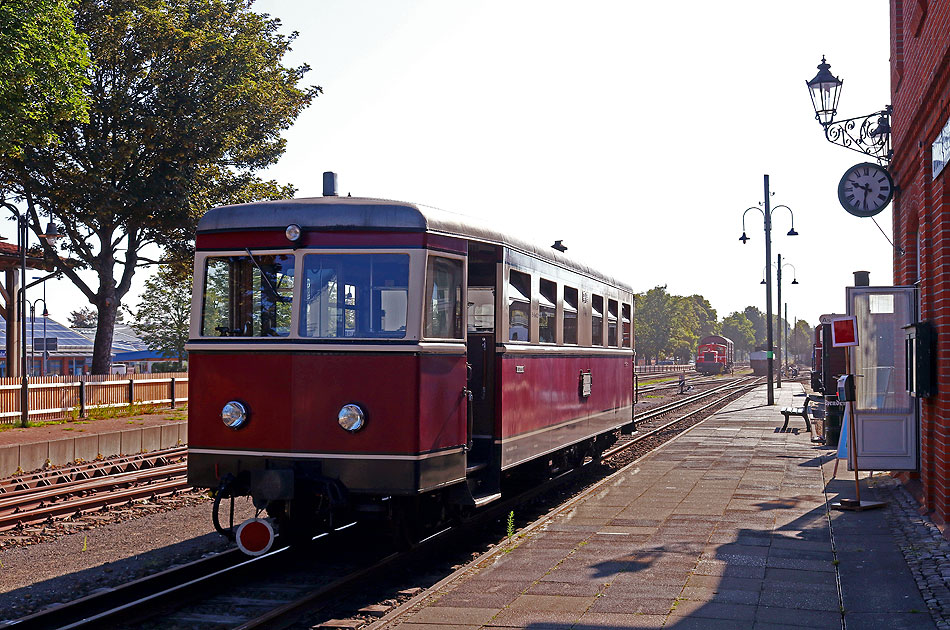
left=695, top=335, right=734, bottom=375
left=187, top=174, right=635, bottom=554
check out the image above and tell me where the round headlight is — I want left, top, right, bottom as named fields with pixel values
left=285, top=223, right=302, bottom=242
left=222, top=401, right=249, bottom=429
left=338, top=404, right=365, bottom=432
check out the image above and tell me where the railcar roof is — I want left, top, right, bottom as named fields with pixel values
left=197, top=196, right=633, bottom=292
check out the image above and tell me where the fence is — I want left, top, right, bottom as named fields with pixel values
left=634, top=363, right=695, bottom=374
left=0, top=372, right=189, bottom=426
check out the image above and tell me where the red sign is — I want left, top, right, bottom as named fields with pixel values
left=831, top=316, right=859, bottom=347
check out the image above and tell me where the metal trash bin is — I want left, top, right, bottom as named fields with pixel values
left=824, top=400, right=844, bottom=447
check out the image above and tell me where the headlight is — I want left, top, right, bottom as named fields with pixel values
left=222, top=401, right=249, bottom=429
left=338, top=404, right=365, bottom=432
left=285, top=223, right=302, bottom=242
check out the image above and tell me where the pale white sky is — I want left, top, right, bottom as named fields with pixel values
left=16, top=0, right=895, bottom=330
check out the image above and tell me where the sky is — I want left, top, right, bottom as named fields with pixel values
left=13, top=0, right=895, bottom=331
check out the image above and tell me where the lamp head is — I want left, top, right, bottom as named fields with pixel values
left=739, top=232, right=749, bottom=244
left=40, top=222, right=63, bottom=240
left=787, top=227, right=799, bottom=237
left=791, top=278, right=799, bottom=285
left=760, top=279, right=766, bottom=285
left=806, top=55, right=842, bottom=126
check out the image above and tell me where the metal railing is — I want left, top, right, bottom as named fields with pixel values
left=635, top=363, right=694, bottom=374
left=0, top=372, right=188, bottom=425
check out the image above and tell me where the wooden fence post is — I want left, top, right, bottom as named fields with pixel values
left=128, top=377, right=135, bottom=405
left=170, top=377, right=176, bottom=409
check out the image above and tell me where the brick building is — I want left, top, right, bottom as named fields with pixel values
left=889, top=1, right=950, bottom=526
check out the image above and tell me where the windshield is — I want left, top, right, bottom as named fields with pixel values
left=202, top=254, right=295, bottom=337
left=300, top=253, right=409, bottom=338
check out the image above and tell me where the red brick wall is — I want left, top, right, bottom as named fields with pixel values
left=890, top=0, right=950, bottom=527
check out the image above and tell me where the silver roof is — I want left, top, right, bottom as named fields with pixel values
left=197, top=196, right=633, bottom=292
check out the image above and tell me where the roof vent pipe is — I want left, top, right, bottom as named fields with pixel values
left=853, top=270, right=870, bottom=286
left=323, top=172, right=338, bottom=197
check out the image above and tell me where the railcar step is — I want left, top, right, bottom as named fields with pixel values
left=472, top=491, right=502, bottom=507
left=466, top=462, right=488, bottom=474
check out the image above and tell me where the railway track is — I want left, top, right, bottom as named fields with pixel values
left=4, top=374, right=763, bottom=630
left=0, top=447, right=189, bottom=533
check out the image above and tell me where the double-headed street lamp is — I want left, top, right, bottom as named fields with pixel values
left=775, top=255, right=798, bottom=388
left=0, top=210, right=62, bottom=426
left=739, top=175, right=799, bottom=406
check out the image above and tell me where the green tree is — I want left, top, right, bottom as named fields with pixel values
left=788, top=319, right=814, bottom=362
left=0, top=0, right=319, bottom=373
left=0, top=0, right=89, bottom=156
left=722, top=311, right=756, bottom=357
left=635, top=286, right=674, bottom=363
left=669, top=296, right=699, bottom=363
left=131, top=266, right=191, bottom=366
left=743, top=306, right=769, bottom=349
left=686, top=295, right=719, bottom=339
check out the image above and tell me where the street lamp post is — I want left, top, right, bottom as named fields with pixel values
left=739, top=174, right=799, bottom=406
left=775, top=254, right=798, bottom=388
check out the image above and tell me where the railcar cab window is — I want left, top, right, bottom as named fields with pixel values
left=622, top=303, right=632, bottom=348
left=508, top=270, right=531, bottom=342
left=591, top=294, right=604, bottom=346
left=563, top=286, right=578, bottom=345
left=300, top=254, right=409, bottom=338
left=538, top=279, right=557, bottom=344
left=424, top=257, right=464, bottom=339
left=468, top=287, right=495, bottom=332
left=607, top=300, right=619, bottom=347
left=202, top=254, right=294, bottom=337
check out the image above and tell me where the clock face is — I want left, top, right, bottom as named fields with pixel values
left=838, top=162, right=894, bottom=218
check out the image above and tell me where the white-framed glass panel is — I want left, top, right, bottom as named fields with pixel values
left=539, top=279, right=557, bottom=344
left=591, top=294, right=604, bottom=347
left=424, top=256, right=464, bottom=339
left=622, top=303, right=632, bottom=348
left=202, top=254, right=295, bottom=337
left=468, top=287, right=494, bottom=332
left=509, top=270, right=531, bottom=342
left=607, top=299, right=619, bottom=347
left=300, top=253, right=409, bottom=338
left=563, top=286, right=578, bottom=345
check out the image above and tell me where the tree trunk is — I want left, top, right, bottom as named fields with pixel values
left=90, top=293, right=119, bottom=375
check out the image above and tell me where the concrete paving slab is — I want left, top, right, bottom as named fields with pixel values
left=73, top=434, right=98, bottom=462
left=0, top=444, right=18, bottom=476
left=47, top=438, right=74, bottom=466
left=141, top=425, right=162, bottom=452
left=120, top=428, right=142, bottom=454
left=97, top=431, right=120, bottom=457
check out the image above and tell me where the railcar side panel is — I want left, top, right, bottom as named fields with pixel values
left=497, top=352, right=632, bottom=469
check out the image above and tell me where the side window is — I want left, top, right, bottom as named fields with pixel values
left=607, top=299, right=619, bottom=346
left=424, top=257, right=464, bottom=339
left=467, top=287, right=495, bottom=332
left=591, top=294, right=604, bottom=346
left=622, top=303, right=632, bottom=348
left=563, top=286, right=578, bottom=345
left=539, top=279, right=557, bottom=343
left=508, top=270, right=531, bottom=342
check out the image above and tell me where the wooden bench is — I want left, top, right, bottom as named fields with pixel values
left=780, top=397, right=812, bottom=432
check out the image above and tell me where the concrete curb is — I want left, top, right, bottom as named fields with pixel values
left=0, top=422, right=187, bottom=477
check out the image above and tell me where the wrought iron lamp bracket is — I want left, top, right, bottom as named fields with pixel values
left=822, top=105, right=892, bottom=164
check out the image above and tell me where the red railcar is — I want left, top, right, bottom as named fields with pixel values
left=695, top=335, right=734, bottom=375
left=188, top=175, right=636, bottom=553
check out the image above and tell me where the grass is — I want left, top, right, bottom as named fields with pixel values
left=0, top=402, right=187, bottom=432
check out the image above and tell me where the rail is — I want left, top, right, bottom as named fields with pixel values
left=0, top=372, right=188, bottom=426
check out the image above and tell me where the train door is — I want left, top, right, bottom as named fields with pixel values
left=463, top=242, right=501, bottom=502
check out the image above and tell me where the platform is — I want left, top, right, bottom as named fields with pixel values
left=0, top=412, right=186, bottom=477
left=372, top=383, right=938, bottom=629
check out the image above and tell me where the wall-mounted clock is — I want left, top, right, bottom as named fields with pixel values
left=838, top=162, right=894, bottom=217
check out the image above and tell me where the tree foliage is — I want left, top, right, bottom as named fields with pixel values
left=721, top=311, right=756, bottom=356
left=743, top=306, right=769, bottom=349
left=0, top=0, right=319, bottom=373
left=68, top=305, right=123, bottom=327
left=788, top=319, right=814, bottom=361
left=0, top=0, right=90, bottom=156
left=131, top=265, right=191, bottom=364
left=635, top=286, right=673, bottom=362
